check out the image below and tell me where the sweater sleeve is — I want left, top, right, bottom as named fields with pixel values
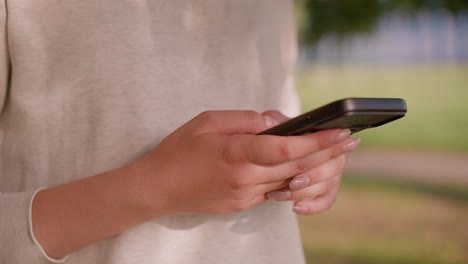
left=0, top=190, right=65, bottom=263
left=0, top=0, right=8, bottom=114
left=0, top=2, right=65, bottom=263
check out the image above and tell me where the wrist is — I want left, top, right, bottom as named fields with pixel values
left=125, top=156, right=175, bottom=219
left=31, top=160, right=174, bottom=258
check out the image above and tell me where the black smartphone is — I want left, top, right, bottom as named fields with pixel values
left=258, top=98, right=407, bottom=136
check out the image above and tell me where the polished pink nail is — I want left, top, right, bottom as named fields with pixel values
left=332, top=129, right=351, bottom=144
left=290, top=177, right=310, bottom=191
left=263, top=115, right=280, bottom=128
left=343, top=138, right=361, bottom=152
left=293, top=206, right=308, bottom=214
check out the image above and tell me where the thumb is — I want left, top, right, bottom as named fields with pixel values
left=192, top=110, right=276, bottom=135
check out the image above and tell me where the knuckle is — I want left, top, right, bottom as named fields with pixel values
left=326, top=178, right=338, bottom=190
left=318, top=160, right=344, bottom=181
left=231, top=207, right=244, bottom=213
left=222, top=138, right=242, bottom=164
left=230, top=204, right=247, bottom=213
left=228, top=175, right=252, bottom=190
left=277, top=142, right=293, bottom=161
left=323, top=200, right=335, bottom=211
left=288, top=192, right=299, bottom=201
left=292, top=161, right=307, bottom=175
left=197, top=111, right=217, bottom=124
left=247, top=197, right=265, bottom=208
left=314, top=132, right=333, bottom=150
left=318, top=138, right=331, bottom=150
left=330, top=145, right=343, bottom=158
left=332, top=159, right=346, bottom=176
left=314, top=166, right=329, bottom=181
left=331, top=176, right=343, bottom=189
left=337, top=154, right=346, bottom=167
left=228, top=199, right=251, bottom=213
left=326, top=168, right=340, bottom=181
left=318, top=196, right=337, bottom=214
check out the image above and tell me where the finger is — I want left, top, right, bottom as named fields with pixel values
left=289, top=175, right=340, bottom=201
left=256, top=178, right=291, bottom=195
left=262, top=179, right=291, bottom=193
left=292, top=177, right=342, bottom=215
left=257, top=136, right=356, bottom=183
left=240, top=129, right=351, bottom=164
left=266, top=174, right=339, bottom=201
left=262, top=110, right=290, bottom=123
left=246, top=194, right=269, bottom=210
left=287, top=154, right=346, bottom=191
left=191, top=110, right=274, bottom=135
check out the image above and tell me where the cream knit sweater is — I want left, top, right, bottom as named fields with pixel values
left=0, top=1, right=304, bottom=263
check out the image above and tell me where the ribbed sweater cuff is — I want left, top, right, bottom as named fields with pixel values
left=0, top=189, right=68, bottom=263
left=29, top=188, right=69, bottom=263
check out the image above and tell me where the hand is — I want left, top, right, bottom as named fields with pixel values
left=264, top=111, right=360, bottom=215
left=265, top=154, right=350, bottom=215
left=133, top=110, right=358, bottom=216
left=30, top=110, right=358, bottom=258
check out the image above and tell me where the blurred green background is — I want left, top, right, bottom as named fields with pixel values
left=294, top=1, right=468, bottom=263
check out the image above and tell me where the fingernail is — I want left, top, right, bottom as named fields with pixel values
left=290, top=177, right=310, bottom=191
left=332, top=129, right=351, bottom=144
left=263, top=115, right=280, bottom=128
left=343, top=138, right=361, bottom=152
left=267, top=190, right=291, bottom=201
left=293, top=206, right=308, bottom=214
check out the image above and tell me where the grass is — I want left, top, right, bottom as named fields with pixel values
left=298, top=175, right=468, bottom=264
left=295, top=63, right=468, bottom=152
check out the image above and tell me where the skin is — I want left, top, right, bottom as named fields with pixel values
left=263, top=111, right=360, bottom=214
left=32, top=110, right=360, bottom=259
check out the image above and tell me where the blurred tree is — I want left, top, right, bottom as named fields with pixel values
left=298, top=0, right=468, bottom=46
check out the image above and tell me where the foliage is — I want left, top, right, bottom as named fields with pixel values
left=298, top=0, right=468, bottom=46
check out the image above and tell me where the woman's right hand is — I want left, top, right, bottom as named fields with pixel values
left=134, top=110, right=358, bottom=216
left=31, top=110, right=359, bottom=259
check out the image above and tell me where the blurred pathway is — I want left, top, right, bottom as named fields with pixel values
left=345, top=148, right=468, bottom=186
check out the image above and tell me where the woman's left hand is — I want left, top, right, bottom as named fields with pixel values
left=262, top=110, right=360, bottom=215
left=266, top=154, right=348, bottom=215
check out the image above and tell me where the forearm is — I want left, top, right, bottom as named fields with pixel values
left=31, top=161, right=168, bottom=259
